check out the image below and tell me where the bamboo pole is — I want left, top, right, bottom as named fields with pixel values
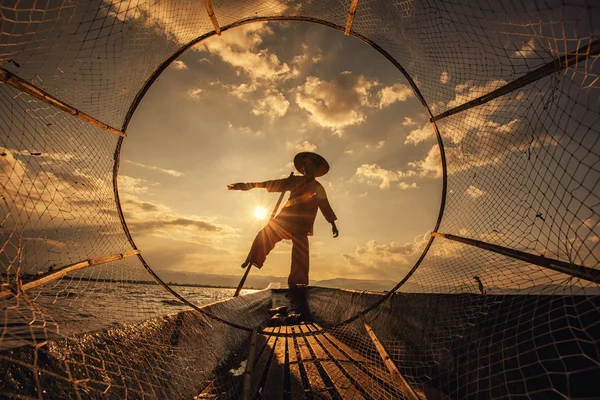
left=241, top=327, right=259, bottom=400
left=360, top=314, right=420, bottom=400
left=430, top=40, right=600, bottom=122
left=0, top=250, right=141, bottom=301
left=345, top=0, right=360, bottom=35
left=431, top=232, right=600, bottom=284
left=0, top=68, right=126, bottom=137
left=234, top=172, right=294, bottom=297
left=203, top=0, right=221, bottom=35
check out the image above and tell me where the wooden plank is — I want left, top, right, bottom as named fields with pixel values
left=241, top=328, right=259, bottom=400
left=312, top=324, right=368, bottom=363
left=286, top=327, right=305, bottom=400
left=262, top=326, right=286, bottom=399
left=203, top=0, right=221, bottom=35
left=294, top=326, right=332, bottom=399
left=196, top=380, right=217, bottom=398
left=309, top=324, right=404, bottom=399
left=361, top=315, right=420, bottom=400
left=344, top=0, right=360, bottom=35
left=430, top=40, right=600, bottom=122
left=0, top=250, right=141, bottom=300
left=432, top=231, right=600, bottom=283
left=0, top=68, right=126, bottom=137
left=300, top=325, right=364, bottom=399
left=251, top=327, right=279, bottom=398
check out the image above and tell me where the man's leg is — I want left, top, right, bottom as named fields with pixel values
left=244, top=221, right=288, bottom=268
left=288, top=234, right=309, bottom=286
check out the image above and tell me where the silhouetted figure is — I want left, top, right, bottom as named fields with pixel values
left=474, top=275, right=486, bottom=295
left=229, top=152, right=339, bottom=287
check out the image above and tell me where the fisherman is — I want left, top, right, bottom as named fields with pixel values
left=228, top=152, right=339, bottom=287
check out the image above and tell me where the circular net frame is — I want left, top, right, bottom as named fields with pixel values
left=1, top=1, right=599, bottom=399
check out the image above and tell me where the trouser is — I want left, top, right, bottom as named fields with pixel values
left=245, top=220, right=310, bottom=286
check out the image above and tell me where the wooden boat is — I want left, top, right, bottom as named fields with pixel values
left=2, top=285, right=599, bottom=398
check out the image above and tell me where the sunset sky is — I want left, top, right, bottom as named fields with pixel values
left=0, top=1, right=596, bottom=294
left=118, top=21, right=442, bottom=284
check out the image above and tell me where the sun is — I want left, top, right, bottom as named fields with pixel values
left=253, top=206, right=268, bottom=220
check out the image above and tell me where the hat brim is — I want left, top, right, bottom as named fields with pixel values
left=294, top=152, right=330, bottom=177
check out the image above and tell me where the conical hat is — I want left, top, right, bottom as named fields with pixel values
left=293, top=152, right=330, bottom=177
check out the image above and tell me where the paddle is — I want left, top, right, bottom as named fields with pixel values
left=233, top=172, right=294, bottom=297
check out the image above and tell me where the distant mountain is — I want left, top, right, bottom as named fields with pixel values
left=153, top=269, right=286, bottom=289
left=311, top=278, right=400, bottom=292
left=153, top=270, right=398, bottom=291
left=152, top=270, right=600, bottom=295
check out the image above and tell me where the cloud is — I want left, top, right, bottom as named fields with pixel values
left=197, top=22, right=298, bottom=83
left=251, top=90, right=289, bottom=120
left=124, top=160, right=184, bottom=177
left=288, top=140, right=317, bottom=152
left=407, top=145, right=443, bottom=177
left=378, top=83, right=413, bottom=108
left=402, top=77, right=556, bottom=182
left=291, top=44, right=323, bottom=68
left=295, top=72, right=414, bottom=134
left=398, top=182, right=418, bottom=190
left=121, top=197, right=164, bottom=213
left=103, top=1, right=287, bottom=47
left=295, top=74, right=375, bottom=134
left=405, top=123, right=435, bottom=145
left=514, top=39, right=536, bottom=58
left=402, top=117, right=417, bottom=126
left=355, top=163, right=416, bottom=189
left=226, top=83, right=257, bottom=99
left=440, top=71, right=449, bottom=84
left=171, top=60, right=187, bottom=70
left=465, top=185, right=485, bottom=199
left=227, top=122, right=263, bottom=137
left=447, top=80, right=508, bottom=110
left=128, top=217, right=223, bottom=233
left=0, top=148, right=120, bottom=233
left=188, top=88, right=204, bottom=99
left=118, top=175, right=159, bottom=195
left=121, top=194, right=235, bottom=245
left=340, top=232, right=430, bottom=279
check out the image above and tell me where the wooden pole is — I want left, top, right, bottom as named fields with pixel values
left=345, top=0, right=360, bottom=35
left=0, top=68, right=126, bottom=137
left=203, top=0, right=221, bottom=35
left=430, top=40, right=600, bottom=122
left=0, top=250, right=141, bottom=301
left=431, top=232, right=600, bottom=284
left=360, top=314, right=420, bottom=400
left=234, top=266, right=252, bottom=298
left=233, top=172, right=294, bottom=297
left=241, top=327, right=259, bottom=400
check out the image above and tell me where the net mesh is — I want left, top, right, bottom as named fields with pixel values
left=1, top=0, right=599, bottom=398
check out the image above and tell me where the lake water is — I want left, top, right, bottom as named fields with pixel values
left=1, top=281, right=260, bottom=351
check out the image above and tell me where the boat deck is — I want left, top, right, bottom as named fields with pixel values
left=198, top=322, right=407, bottom=399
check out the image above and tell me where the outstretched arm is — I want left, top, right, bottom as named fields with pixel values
left=228, top=177, right=293, bottom=192
left=227, top=182, right=256, bottom=191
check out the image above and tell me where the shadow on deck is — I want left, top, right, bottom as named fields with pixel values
left=197, top=323, right=407, bottom=399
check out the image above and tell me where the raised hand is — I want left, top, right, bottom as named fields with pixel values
left=227, top=182, right=249, bottom=191
left=332, top=222, right=339, bottom=238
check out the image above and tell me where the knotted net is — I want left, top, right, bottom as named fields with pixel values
left=1, top=0, right=598, bottom=398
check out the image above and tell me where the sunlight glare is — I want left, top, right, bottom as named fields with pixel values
left=253, top=206, right=268, bottom=220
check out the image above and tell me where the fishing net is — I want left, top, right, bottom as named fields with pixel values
left=1, top=0, right=599, bottom=398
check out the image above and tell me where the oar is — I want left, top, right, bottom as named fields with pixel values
left=233, top=172, right=294, bottom=297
